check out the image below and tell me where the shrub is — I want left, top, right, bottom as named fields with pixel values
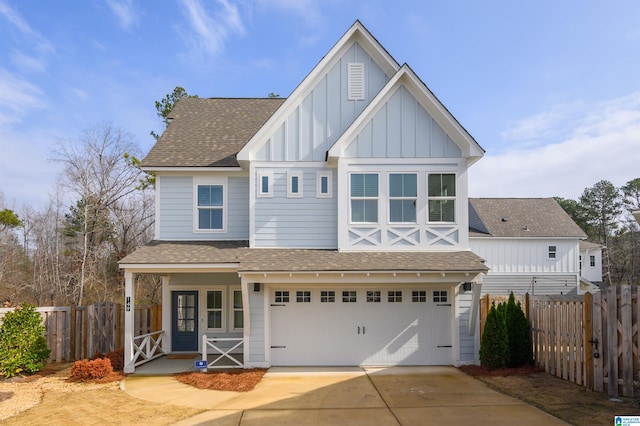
left=505, top=293, right=533, bottom=367
left=0, top=304, right=51, bottom=377
left=480, top=303, right=509, bottom=369
left=71, top=357, right=113, bottom=380
left=105, top=348, right=124, bottom=371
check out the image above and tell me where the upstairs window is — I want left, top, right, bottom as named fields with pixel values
left=317, top=171, right=332, bottom=198
left=428, top=174, right=456, bottom=223
left=389, top=173, right=417, bottom=223
left=548, top=246, right=557, bottom=259
left=350, top=173, right=378, bottom=223
left=257, top=171, right=273, bottom=197
left=287, top=171, right=303, bottom=198
left=196, top=184, right=224, bottom=231
left=590, top=255, right=596, bottom=267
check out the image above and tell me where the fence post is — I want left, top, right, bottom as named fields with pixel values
left=584, top=292, right=594, bottom=391
left=621, top=286, right=633, bottom=396
left=608, top=285, right=619, bottom=396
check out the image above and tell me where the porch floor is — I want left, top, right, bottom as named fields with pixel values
left=132, top=354, right=245, bottom=376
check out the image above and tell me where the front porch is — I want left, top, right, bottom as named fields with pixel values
left=132, top=353, right=246, bottom=375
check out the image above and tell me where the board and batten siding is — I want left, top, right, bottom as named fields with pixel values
left=470, top=238, right=580, bottom=274
left=254, top=167, right=337, bottom=248
left=256, top=42, right=390, bottom=163
left=344, top=85, right=462, bottom=159
left=157, top=175, right=249, bottom=240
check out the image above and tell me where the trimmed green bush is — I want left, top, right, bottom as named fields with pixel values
left=505, top=293, right=533, bottom=367
left=480, top=303, right=509, bottom=369
left=0, top=304, right=51, bottom=377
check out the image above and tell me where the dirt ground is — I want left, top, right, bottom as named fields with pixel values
left=460, top=365, right=640, bottom=426
left=2, top=363, right=639, bottom=425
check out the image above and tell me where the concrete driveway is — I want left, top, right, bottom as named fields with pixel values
left=123, top=366, right=567, bottom=425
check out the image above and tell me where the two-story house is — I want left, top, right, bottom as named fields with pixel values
left=120, top=21, right=500, bottom=373
left=468, top=198, right=590, bottom=295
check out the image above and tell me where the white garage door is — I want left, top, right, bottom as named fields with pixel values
left=269, top=287, right=452, bottom=366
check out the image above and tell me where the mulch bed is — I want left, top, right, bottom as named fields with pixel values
left=459, top=364, right=544, bottom=377
left=176, top=368, right=267, bottom=392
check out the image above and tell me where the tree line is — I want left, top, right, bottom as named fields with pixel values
left=556, top=178, right=640, bottom=286
left=0, top=88, right=195, bottom=306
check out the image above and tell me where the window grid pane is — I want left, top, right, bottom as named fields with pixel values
left=342, top=291, right=357, bottom=303
left=388, top=291, right=402, bottom=302
left=366, top=290, right=381, bottom=303
left=275, top=291, right=289, bottom=303
left=412, top=290, right=427, bottom=303
left=296, top=291, right=311, bottom=303
left=321, top=291, right=335, bottom=303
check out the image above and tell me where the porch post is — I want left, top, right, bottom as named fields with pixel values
left=123, top=270, right=135, bottom=373
left=240, top=275, right=251, bottom=368
left=161, top=275, right=171, bottom=353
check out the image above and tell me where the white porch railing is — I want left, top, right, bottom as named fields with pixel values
left=201, top=336, right=244, bottom=370
left=133, top=330, right=165, bottom=367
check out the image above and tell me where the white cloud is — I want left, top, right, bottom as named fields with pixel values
left=470, top=92, right=640, bottom=200
left=178, top=0, right=245, bottom=58
left=0, top=68, right=44, bottom=124
left=0, top=0, right=54, bottom=55
left=105, top=0, right=138, bottom=30
left=10, top=49, right=46, bottom=73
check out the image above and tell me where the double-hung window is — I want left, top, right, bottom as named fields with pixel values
left=350, top=173, right=378, bottom=223
left=428, top=174, right=456, bottom=223
left=389, top=173, right=417, bottom=223
left=207, top=290, right=223, bottom=330
left=232, top=290, right=243, bottom=330
left=195, top=178, right=226, bottom=232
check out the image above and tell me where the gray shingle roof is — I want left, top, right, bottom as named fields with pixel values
left=142, top=98, right=285, bottom=168
left=119, top=240, right=489, bottom=273
left=469, top=198, right=587, bottom=238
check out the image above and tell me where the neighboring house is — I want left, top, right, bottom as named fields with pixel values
left=119, top=21, right=488, bottom=373
left=469, top=198, right=588, bottom=295
left=579, top=240, right=604, bottom=291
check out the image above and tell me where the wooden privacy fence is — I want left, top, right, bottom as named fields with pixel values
left=0, top=302, right=161, bottom=363
left=480, top=286, right=639, bottom=397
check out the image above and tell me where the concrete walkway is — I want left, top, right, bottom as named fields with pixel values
left=122, top=366, right=567, bottom=425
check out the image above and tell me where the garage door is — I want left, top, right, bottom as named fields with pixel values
left=269, top=287, right=452, bottom=366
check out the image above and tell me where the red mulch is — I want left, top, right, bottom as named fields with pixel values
left=459, top=364, right=543, bottom=377
left=66, top=372, right=126, bottom=384
left=176, top=369, right=266, bottom=392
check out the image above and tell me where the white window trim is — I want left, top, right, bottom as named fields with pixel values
left=257, top=171, right=273, bottom=198
left=193, top=176, right=227, bottom=233
left=427, top=173, right=457, bottom=224
left=316, top=171, right=332, bottom=198
left=349, top=172, right=379, bottom=224
left=287, top=170, right=303, bottom=198
left=388, top=172, right=418, bottom=224
left=230, top=288, right=243, bottom=331
left=204, top=288, right=226, bottom=332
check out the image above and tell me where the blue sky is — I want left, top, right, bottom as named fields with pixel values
left=1, top=0, right=639, bottom=209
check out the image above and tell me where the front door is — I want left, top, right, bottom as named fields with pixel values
left=172, top=291, right=198, bottom=352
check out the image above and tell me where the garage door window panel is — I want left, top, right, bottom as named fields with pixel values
left=433, top=291, right=448, bottom=303
left=296, top=291, right=311, bottom=303
left=275, top=291, right=290, bottom=303
left=342, top=291, right=357, bottom=303
left=412, top=290, right=427, bottom=302
left=321, top=291, right=335, bottom=303
left=388, top=291, right=402, bottom=302
left=366, top=290, right=381, bottom=303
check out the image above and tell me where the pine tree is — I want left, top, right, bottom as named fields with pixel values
left=480, top=303, right=509, bottom=369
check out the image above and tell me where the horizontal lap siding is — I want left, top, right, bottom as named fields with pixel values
left=255, top=168, right=337, bottom=248
left=481, top=274, right=578, bottom=295
left=248, top=290, right=265, bottom=362
left=457, top=292, right=476, bottom=363
left=158, top=175, right=249, bottom=240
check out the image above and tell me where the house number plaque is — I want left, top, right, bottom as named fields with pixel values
left=126, top=297, right=131, bottom=312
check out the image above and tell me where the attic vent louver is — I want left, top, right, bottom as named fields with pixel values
left=347, top=62, right=365, bottom=101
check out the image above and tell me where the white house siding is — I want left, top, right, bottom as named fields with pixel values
left=255, top=42, right=390, bottom=162
left=157, top=175, right=249, bottom=240
left=470, top=238, right=580, bottom=274
left=580, top=248, right=603, bottom=283
left=480, top=274, right=579, bottom=296
left=254, top=167, right=338, bottom=248
left=456, top=290, right=476, bottom=363
left=248, top=288, right=266, bottom=364
left=337, top=160, right=470, bottom=251
left=344, top=86, right=462, bottom=159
